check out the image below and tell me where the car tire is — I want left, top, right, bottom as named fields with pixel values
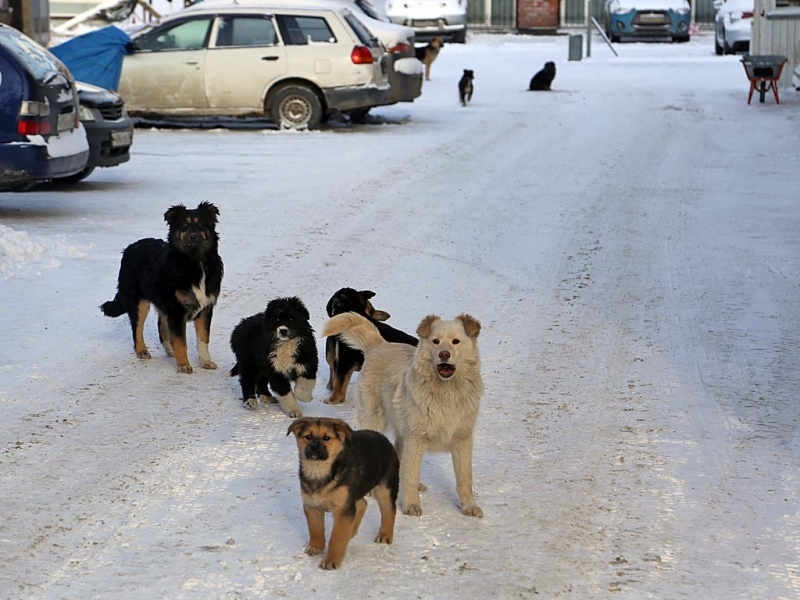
left=269, top=85, right=323, bottom=130
left=674, top=34, right=690, bottom=43
left=723, top=38, right=733, bottom=54
left=453, top=28, right=466, bottom=44
left=715, top=35, right=723, bottom=55
left=54, top=166, right=95, bottom=183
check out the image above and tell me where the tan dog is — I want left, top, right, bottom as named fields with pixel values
left=415, top=37, right=444, bottom=81
left=287, top=417, right=399, bottom=570
left=322, top=312, right=484, bottom=518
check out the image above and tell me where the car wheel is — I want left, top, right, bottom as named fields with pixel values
left=723, top=36, right=733, bottom=54
left=715, top=35, right=723, bottom=55
left=674, top=34, right=690, bottom=43
left=610, top=33, right=620, bottom=43
left=452, top=28, right=466, bottom=44
left=269, top=85, right=323, bottom=130
left=54, top=166, right=95, bottom=183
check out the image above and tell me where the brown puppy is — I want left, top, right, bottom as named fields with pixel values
left=415, top=36, right=444, bottom=81
left=287, top=417, right=399, bottom=570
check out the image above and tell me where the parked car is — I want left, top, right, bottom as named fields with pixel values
left=384, top=0, right=467, bottom=43
left=604, top=0, right=691, bottom=43
left=713, top=0, right=753, bottom=55
left=57, top=81, right=134, bottom=182
left=0, top=23, right=89, bottom=191
left=118, top=0, right=391, bottom=129
left=196, top=0, right=423, bottom=117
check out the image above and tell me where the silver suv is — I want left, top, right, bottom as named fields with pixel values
left=119, top=0, right=391, bottom=129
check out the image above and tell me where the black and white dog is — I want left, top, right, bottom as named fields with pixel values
left=229, top=296, right=318, bottom=417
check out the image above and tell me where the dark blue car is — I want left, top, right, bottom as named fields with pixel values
left=0, top=24, right=89, bottom=191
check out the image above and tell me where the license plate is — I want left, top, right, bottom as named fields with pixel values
left=57, top=112, right=74, bottom=132
left=111, top=130, right=133, bottom=148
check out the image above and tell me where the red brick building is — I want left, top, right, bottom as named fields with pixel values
left=517, top=0, right=560, bottom=32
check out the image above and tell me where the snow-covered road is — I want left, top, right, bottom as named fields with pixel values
left=1, top=31, right=799, bottom=599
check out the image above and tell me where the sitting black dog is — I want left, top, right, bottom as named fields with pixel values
left=229, top=296, right=318, bottom=417
left=529, top=61, right=556, bottom=91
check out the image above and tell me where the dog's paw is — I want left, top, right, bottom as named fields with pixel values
left=136, top=350, right=151, bottom=359
left=324, top=395, right=345, bottom=405
left=243, top=398, right=258, bottom=410
left=319, top=557, right=342, bottom=570
left=287, top=408, right=304, bottom=418
left=304, top=544, right=324, bottom=556
left=260, top=394, right=278, bottom=404
left=462, top=505, right=484, bottom=518
left=200, top=360, right=217, bottom=370
left=177, top=364, right=193, bottom=374
left=418, top=483, right=428, bottom=492
left=374, top=532, right=393, bottom=544
left=403, top=504, right=423, bottom=517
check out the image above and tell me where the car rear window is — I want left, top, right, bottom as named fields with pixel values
left=276, top=15, right=336, bottom=45
left=343, top=12, right=379, bottom=47
left=0, top=29, right=62, bottom=81
left=215, top=16, right=278, bottom=47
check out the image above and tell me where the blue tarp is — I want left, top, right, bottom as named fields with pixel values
left=51, top=26, right=133, bottom=91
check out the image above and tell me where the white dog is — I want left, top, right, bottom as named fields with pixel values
left=322, top=311, right=484, bottom=517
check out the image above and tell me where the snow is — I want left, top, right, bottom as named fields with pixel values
left=2, top=30, right=800, bottom=599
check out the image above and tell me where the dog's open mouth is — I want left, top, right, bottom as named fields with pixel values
left=437, top=363, right=456, bottom=379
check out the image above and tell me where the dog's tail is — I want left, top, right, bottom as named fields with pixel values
left=100, top=296, right=125, bottom=318
left=322, top=312, right=385, bottom=353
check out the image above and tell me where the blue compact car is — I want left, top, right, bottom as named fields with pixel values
left=0, top=24, right=89, bottom=191
left=605, top=0, right=691, bottom=43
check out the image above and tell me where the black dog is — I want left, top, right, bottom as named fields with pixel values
left=458, top=69, right=475, bottom=106
left=101, top=202, right=223, bottom=374
left=229, top=296, right=318, bottom=417
left=324, top=288, right=417, bottom=405
left=529, top=61, right=556, bottom=91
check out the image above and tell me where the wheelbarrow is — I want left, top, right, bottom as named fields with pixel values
left=741, top=54, right=788, bottom=104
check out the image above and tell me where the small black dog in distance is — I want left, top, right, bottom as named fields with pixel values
left=458, top=69, right=475, bottom=106
left=529, top=61, right=556, bottom=91
left=287, top=417, right=399, bottom=570
left=229, top=296, right=318, bottom=417
left=101, top=201, right=223, bottom=374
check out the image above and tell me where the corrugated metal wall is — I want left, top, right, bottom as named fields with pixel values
left=467, top=0, right=516, bottom=27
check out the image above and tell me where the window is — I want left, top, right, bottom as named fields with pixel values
left=276, top=15, right=336, bottom=45
left=135, top=18, right=213, bottom=51
left=215, top=16, right=278, bottom=47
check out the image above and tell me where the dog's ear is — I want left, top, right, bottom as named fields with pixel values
left=417, top=314, right=440, bottom=339
left=287, top=418, right=308, bottom=437
left=197, top=201, right=220, bottom=223
left=295, top=297, right=310, bottom=321
left=369, top=308, right=391, bottom=322
left=358, top=290, right=376, bottom=301
left=331, top=419, right=354, bottom=442
left=325, top=291, right=338, bottom=316
left=457, top=314, right=482, bottom=339
left=164, top=204, right=186, bottom=225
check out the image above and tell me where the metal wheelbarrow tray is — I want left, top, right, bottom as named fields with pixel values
left=741, top=54, right=788, bottom=104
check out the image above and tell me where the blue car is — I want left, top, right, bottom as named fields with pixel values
left=0, top=24, right=89, bottom=191
left=605, top=0, right=691, bottom=43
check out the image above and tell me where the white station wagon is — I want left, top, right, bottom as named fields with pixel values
left=119, top=0, right=391, bottom=129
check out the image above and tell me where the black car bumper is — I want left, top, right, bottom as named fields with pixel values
left=0, top=143, right=89, bottom=188
left=323, top=84, right=392, bottom=113
left=386, top=54, right=423, bottom=104
left=84, top=120, right=133, bottom=169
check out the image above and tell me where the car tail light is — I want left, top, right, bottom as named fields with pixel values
left=388, top=41, right=412, bottom=55
left=742, top=10, right=753, bottom=17
left=17, top=101, right=52, bottom=135
left=351, top=45, right=374, bottom=64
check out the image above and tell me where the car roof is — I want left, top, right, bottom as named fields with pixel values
left=181, top=0, right=351, bottom=15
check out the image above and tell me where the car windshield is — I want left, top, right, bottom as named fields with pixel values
left=0, top=29, right=63, bottom=81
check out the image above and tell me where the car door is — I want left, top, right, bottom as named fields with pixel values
left=120, top=16, right=213, bottom=112
left=203, top=14, right=287, bottom=111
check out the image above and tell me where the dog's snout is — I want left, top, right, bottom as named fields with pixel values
left=439, top=350, right=450, bottom=362
left=277, top=326, right=289, bottom=337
